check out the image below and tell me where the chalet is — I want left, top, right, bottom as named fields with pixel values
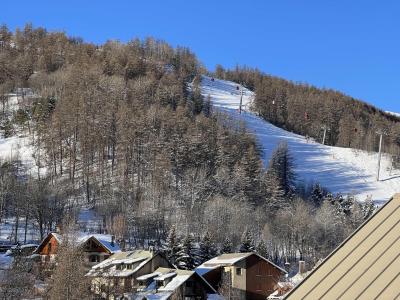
left=124, top=267, right=220, bottom=300
left=285, top=193, right=400, bottom=299
left=86, top=250, right=173, bottom=299
left=196, top=252, right=287, bottom=300
left=34, top=232, right=120, bottom=267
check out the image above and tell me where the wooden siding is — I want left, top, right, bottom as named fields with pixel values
left=38, top=234, right=59, bottom=255
left=245, top=254, right=283, bottom=300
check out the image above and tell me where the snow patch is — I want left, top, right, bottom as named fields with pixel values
left=200, top=76, right=400, bottom=203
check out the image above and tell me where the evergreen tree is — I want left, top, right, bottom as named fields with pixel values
left=362, top=196, right=375, bottom=220
left=268, top=142, right=295, bottom=195
left=203, top=94, right=212, bottom=117
left=309, top=182, right=326, bottom=207
left=239, top=229, right=255, bottom=253
left=340, top=195, right=354, bottom=216
left=256, top=240, right=268, bottom=258
left=163, top=225, right=181, bottom=265
left=263, top=171, right=286, bottom=213
left=221, top=237, right=233, bottom=254
left=176, top=234, right=199, bottom=270
left=199, top=231, right=217, bottom=263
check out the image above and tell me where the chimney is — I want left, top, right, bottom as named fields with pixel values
left=111, top=235, right=115, bottom=247
left=298, top=260, right=306, bottom=274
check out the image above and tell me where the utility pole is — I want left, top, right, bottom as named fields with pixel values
left=239, top=84, right=243, bottom=114
left=376, top=130, right=386, bottom=181
left=321, top=125, right=330, bottom=145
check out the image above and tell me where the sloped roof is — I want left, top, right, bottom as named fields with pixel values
left=286, top=194, right=400, bottom=300
left=130, top=267, right=218, bottom=299
left=79, top=234, right=121, bottom=253
left=198, top=252, right=287, bottom=274
left=86, top=250, right=154, bottom=277
left=35, top=232, right=120, bottom=254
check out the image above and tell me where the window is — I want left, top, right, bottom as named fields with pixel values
left=48, top=243, right=52, bottom=253
left=186, top=281, right=193, bottom=288
left=89, top=255, right=100, bottom=263
left=127, top=264, right=132, bottom=270
left=236, top=267, right=242, bottom=276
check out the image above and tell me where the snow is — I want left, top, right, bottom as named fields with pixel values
left=137, top=271, right=162, bottom=281
left=158, top=274, right=191, bottom=291
left=199, top=75, right=400, bottom=203
left=77, top=207, right=103, bottom=233
left=87, top=253, right=151, bottom=277
left=0, top=253, right=13, bottom=270
left=207, top=294, right=225, bottom=300
left=0, top=217, right=42, bottom=244
left=198, top=252, right=251, bottom=266
left=0, top=94, right=45, bottom=177
left=154, top=271, right=177, bottom=281
left=386, top=111, right=400, bottom=118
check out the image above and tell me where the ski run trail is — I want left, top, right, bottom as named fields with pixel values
left=1, top=81, right=400, bottom=206
left=200, top=75, right=400, bottom=204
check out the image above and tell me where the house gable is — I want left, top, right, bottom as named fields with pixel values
left=81, top=236, right=112, bottom=255
left=35, top=233, right=60, bottom=255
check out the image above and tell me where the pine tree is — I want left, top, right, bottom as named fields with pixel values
left=163, top=225, right=181, bottom=265
left=256, top=240, right=268, bottom=258
left=203, top=94, right=212, bottom=117
left=268, top=142, right=295, bottom=195
left=362, top=196, right=375, bottom=220
left=309, top=182, right=326, bottom=207
left=176, top=234, right=199, bottom=270
left=340, top=195, right=354, bottom=216
left=199, top=231, right=217, bottom=263
left=263, top=171, right=286, bottom=213
left=239, top=229, right=255, bottom=253
left=221, top=237, right=233, bottom=254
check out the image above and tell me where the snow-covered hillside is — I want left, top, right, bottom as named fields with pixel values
left=386, top=111, right=400, bottom=118
left=0, top=94, right=37, bottom=174
left=200, top=76, right=400, bottom=203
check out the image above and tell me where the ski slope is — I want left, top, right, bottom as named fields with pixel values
left=200, top=76, right=400, bottom=203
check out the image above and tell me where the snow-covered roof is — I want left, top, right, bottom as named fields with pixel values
left=137, top=271, right=162, bottom=281
left=79, top=234, right=121, bottom=253
left=126, top=267, right=219, bottom=299
left=198, top=252, right=287, bottom=274
left=86, top=250, right=154, bottom=278
left=200, top=252, right=252, bottom=266
left=36, top=232, right=121, bottom=254
left=125, top=291, right=173, bottom=300
left=195, top=265, right=220, bottom=276
left=154, top=271, right=177, bottom=281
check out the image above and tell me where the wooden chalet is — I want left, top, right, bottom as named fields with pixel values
left=124, top=267, right=220, bottom=300
left=34, top=232, right=120, bottom=267
left=86, top=250, right=173, bottom=299
left=196, top=252, right=287, bottom=300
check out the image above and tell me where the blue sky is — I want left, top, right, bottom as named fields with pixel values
left=2, top=0, right=400, bottom=112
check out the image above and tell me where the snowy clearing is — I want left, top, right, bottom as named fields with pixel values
left=200, top=76, right=400, bottom=203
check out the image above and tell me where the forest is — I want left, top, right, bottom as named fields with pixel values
left=214, top=65, right=400, bottom=162
left=0, top=24, right=377, bottom=297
